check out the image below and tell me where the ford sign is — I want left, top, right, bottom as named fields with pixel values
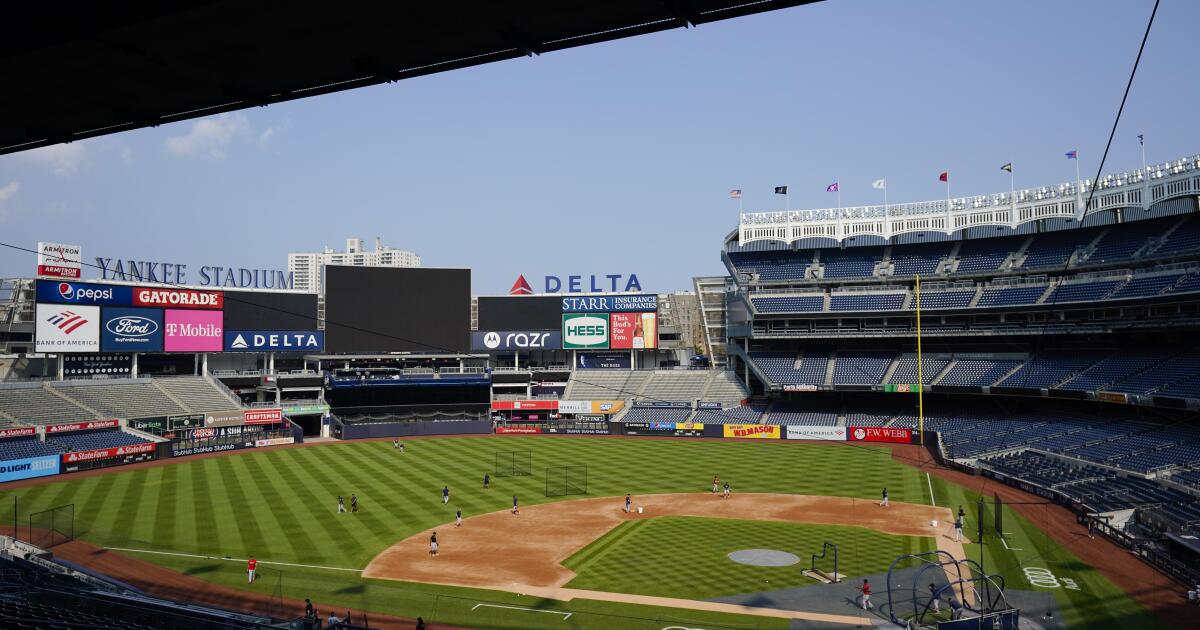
left=105, top=316, right=158, bottom=337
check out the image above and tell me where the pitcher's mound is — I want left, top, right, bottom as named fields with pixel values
left=728, top=549, right=800, bottom=567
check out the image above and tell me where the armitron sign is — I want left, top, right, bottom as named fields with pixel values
left=37, top=242, right=82, bottom=279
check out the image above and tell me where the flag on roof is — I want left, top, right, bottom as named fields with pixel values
left=939, top=171, right=949, bottom=182
left=729, top=189, right=742, bottom=199
left=825, top=182, right=839, bottom=193
left=1138, top=134, right=1144, bottom=146
left=774, top=186, right=788, bottom=195
left=1000, top=163, right=1012, bottom=173
left=872, top=179, right=886, bottom=189
left=1065, top=150, right=1078, bottom=159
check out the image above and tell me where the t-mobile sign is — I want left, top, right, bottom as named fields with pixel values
left=164, top=309, right=223, bottom=352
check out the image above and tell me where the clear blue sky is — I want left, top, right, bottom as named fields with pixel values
left=1, top=0, right=1195, bottom=294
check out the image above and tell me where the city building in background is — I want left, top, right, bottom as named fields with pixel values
left=288, top=237, right=420, bottom=294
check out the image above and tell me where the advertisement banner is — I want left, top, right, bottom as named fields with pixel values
left=255, top=437, right=296, bottom=447
left=0, top=427, right=37, bottom=439
left=676, top=422, right=705, bottom=432
left=610, top=312, right=658, bottom=349
left=100, top=307, right=164, bottom=352
left=634, top=401, right=692, bottom=408
left=590, top=400, right=624, bottom=414
left=575, top=352, right=630, bottom=369
left=243, top=408, right=283, bottom=425
left=62, top=442, right=155, bottom=464
left=62, top=353, right=133, bottom=378
left=203, top=410, right=245, bottom=428
left=847, top=426, right=913, bottom=443
left=36, top=304, right=100, bottom=353
left=0, top=455, right=60, bottom=482
left=491, top=400, right=558, bottom=411
left=281, top=403, right=330, bottom=415
left=557, top=400, right=590, bottom=414
left=723, top=424, right=781, bottom=439
left=169, top=413, right=205, bottom=430
left=782, top=384, right=819, bottom=392
left=164, top=309, right=223, bottom=352
left=883, top=384, right=922, bottom=393
left=127, top=417, right=166, bottom=432
left=563, top=313, right=610, bottom=349
left=45, top=419, right=120, bottom=434
left=1097, top=391, right=1128, bottom=404
left=134, top=287, right=223, bottom=309
left=624, top=422, right=703, bottom=437
left=785, top=426, right=848, bottom=441
left=560, top=295, right=658, bottom=313
left=173, top=442, right=250, bottom=457
left=496, top=426, right=543, bottom=434
left=557, top=400, right=626, bottom=414
left=471, top=330, right=562, bottom=351
left=224, top=330, right=325, bottom=352
left=36, top=280, right=133, bottom=306
left=37, top=242, right=82, bottom=279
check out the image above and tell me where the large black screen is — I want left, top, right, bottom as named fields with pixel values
left=324, top=266, right=470, bottom=353
left=223, top=291, right=318, bottom=331
left=477, top=295, right=561, bottom=330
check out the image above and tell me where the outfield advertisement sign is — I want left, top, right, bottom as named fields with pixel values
left=563, top=313, right=610, bottom=349
left=101, top=308, right=163, bottom=352
left=623, top=422, right=703, bottom=437
left=847, top=426, right=913, bottom=443
left=37, top=242, right=82, bottom=279
left=36, top=304, right=100, bottom=352
left=168, top=413, right=205, bottom=430
left=575, top=352, right=630, bottom=369
left=224, top=330, right=324, bottom=352
left=0, top=427, right=37, bottom=439
left=471, top=330, right=561, bottom=351
left=491, top=400, right=558, bottom=411
left=164, top=309, right=223, bottom=352
left=560, top=294, right=657, bottom=312
left=785, top=426, right=848, bottom=441
left=134, top=287, right=223, bottom=309
left=243, top=408, right=284, bottom=425
left=255, top=437, right=295, bottom=447
left=558, top=400, right=624, bottom=415
left=62, top=442, right=155, bottom=464
left=128, top=417, right=166, bottom=432
left=0, top=455, right=60, bottom=482
left=609, top=312, right=657, bottom=349
left=496, top=426, right=543, bottom=434
left=45, top=420, right=119, bottom=434
left=36, top=280, right=131, bottom=306
left=172, top=442, right=249, bottom=457
left=203, top=410, right=245, bottom=428
left=723, top=424, right=781, bottom=439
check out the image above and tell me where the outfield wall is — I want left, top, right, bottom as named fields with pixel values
left=340, top=420, right=492, bottom=440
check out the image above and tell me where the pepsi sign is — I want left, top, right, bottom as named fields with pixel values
left=36, top=279, right=132, bottom=306
left=100, top=307, right=164, bottom=352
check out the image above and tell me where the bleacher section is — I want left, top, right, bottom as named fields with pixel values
left=888, top=356, right=948, bottom=385
left=915, top=289, right=974, bottom=309
left=821, top=249, right=882, bottom=278
left=0, top=384, right=93, bottom=423
left=49, top=429, right=150, bottom=453
left=640, top=371, right=711, bottom=401
left=829, top=292, right=905, bottom=311
left=691, top=405, right=765, bottom=424
left=975, top=285, right=1045, bottom=307
left=703, top=371, right=749, bottom=402
left=766, top=402, right=838, bottom=426
left=0, top=377, right=243, bottom=425
left=1057, top=352, right=1169, bottom=391
left=889, top=243, right=950, bottom=277
left=751, top=295, right=823, bottom=312
left=937, top=359, right=1022, bottom=387
left=0, top=436, right=64, bottom=460
left=1045, top=279, right=1121, bottom=304
left=564, top=369, right=747, bottom=404
left=831, top=351, right=892, bottom=384
left=155, top=376, right=240, bottom=413
left=996, top=350, right=1111, bottom=389
left=954, top=236, right=1023, bottom=273
left=619, top=406, right=692, bottom=424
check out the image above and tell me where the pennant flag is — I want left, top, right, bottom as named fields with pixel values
left=825, top=182, right=839, bottom=193
left=774, top=186, right=788, bottom=195
left=872, top=178, right=886, bottom=189
left=938, top=171, right=949, bottom=182
left=1065, top=150, right=1078, bottom=159
left=1137, top=134, right=1144, bottom=146
left=1000, top=163, right=1012, bottom=173
left=729, top=189, right=742, bottom=199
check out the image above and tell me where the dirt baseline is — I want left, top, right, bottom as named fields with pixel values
left=365, top=492, right=967, bottom=597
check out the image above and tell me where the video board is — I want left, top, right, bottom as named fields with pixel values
left=324, top=266, right=470, bottom=353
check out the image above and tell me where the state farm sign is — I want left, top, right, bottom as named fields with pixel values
left=45, top=419, right=120, bottom=434
left=847, top=426, right=913, bottom=443
left=0, top=427, right=37, bottom=439
left=62, top=442, right=154, bottom=463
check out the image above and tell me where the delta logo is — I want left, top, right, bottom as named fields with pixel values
left=509, top=275, right=533, bottom=295
left=46, top=309, right=90, bottom=334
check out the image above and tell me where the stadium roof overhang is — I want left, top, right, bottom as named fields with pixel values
left=1, top=1, right=818, bottom=155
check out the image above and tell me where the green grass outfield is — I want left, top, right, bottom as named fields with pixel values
left=564, top=516, right=936, bottom=599
left=0, top=436, right=1163, bottom=629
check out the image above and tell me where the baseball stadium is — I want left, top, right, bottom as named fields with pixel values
left=2, top=2, right=1199, bottom=630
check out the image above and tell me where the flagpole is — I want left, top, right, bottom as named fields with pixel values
left=1075, top=150, right=1083, bottom=214
left=883, top=183, right=888, bottom=213
left=836, top=178, right=842, bottom=211
left=1140, top=135, right=1147, bottom=173
left=916, top=273, right=925, bottom=453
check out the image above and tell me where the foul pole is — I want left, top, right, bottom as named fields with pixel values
left=915, top=274, right=926, bottom=460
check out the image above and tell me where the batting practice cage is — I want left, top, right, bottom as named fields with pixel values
left=494, top=450, right=531, bottom=477
left=545, top=464, right=588, bottom=497
left=27, top=504, right=75, bottom=549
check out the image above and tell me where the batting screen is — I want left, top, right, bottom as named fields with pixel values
left=994, top=493, right=1004, bottom=536
left=545, top=464, right=588, bottom=497
left=494, top=450, right=532, bottom=477
left=27, top=503, right=74, bottom=549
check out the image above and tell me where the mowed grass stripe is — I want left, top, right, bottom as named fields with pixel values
left=214, top=456, right=268, bottom=555
left=247, top=450, right=339, bottom=562
left=152, top=464, right=179, bottom=549
left=264, top=448, right=366, bottom=562
left=74, top=473, right=119, bottom=541
left=304, top=447, right=406, bottom=545
left=100, top=470, right=144, bottom=547
left=188, top=460, right=223, bottom=554
left=123, top=466, right=161, bottom=548
left=229, top=453, right=314, bottom=562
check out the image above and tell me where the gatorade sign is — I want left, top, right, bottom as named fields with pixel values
left=563, top=313, right=609, bottom=349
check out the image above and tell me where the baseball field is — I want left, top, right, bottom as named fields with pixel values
left=0, top=435, right=1168, bottom=629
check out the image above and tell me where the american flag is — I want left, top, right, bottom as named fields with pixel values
left=729, top=189, right=742, bottom=199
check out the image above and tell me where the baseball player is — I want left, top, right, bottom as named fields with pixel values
left=712, top=475, right=720, bottom=494
left=247, top=556, right=257, bottom=583
left=512, top=495, right=520, bottom=515
left=351, top=494, right=358, bottom=513
left=928, top=583, right=940, bottom=613
left=859, top=579, right=872, bottom=609
left=483, top=473, right=490, bottom=489
left=442, top=485, right=450, bottom=504
left=393, top=439, right=399, bottom=450
left=337, top=495, right=346, bottom=514
left=723, top=481, right=731, bottom=499
left=954, top=514, right=964, bottom=542
left=430, top=532, right=438, bottom=556
left=881, top=487, right=889, bottom=507
left=456, top=508, right=463, bottom=528
left=625, top=493, right=632, bottom=513
left=399, top=442, right=405, bottom=454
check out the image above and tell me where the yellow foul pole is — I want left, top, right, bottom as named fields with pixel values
left=915, top=274, right=925, bottom=451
